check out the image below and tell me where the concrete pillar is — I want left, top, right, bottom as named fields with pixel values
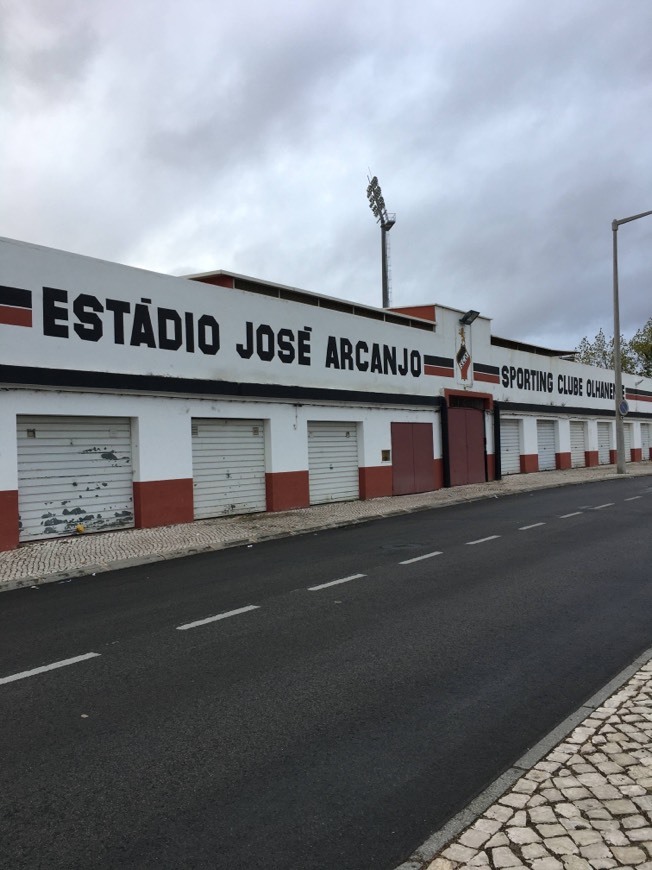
left=131, top=408, right=194, bottom=528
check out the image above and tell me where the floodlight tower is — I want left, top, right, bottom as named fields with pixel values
left=366, top=175, right=396, bottom=308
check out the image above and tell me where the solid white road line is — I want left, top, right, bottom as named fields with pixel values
left=593, top=503, right=615, bottom=510
left=176, top=605, right=260, bottom=631
left=0, top=652, right=100, bottom=686
left=519, top=522, right=546, bottom=531
left=560, top=512, right=583, bottom=518
left=465, top=535, right=500, bottom=546
left=308, top=574, right=366, bottom=591
left=399, top=551, right=443, bottom=565
left=625, top=496, right=642, bottom=501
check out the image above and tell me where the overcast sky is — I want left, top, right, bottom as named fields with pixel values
left=2, top=0, right=651, bottom=349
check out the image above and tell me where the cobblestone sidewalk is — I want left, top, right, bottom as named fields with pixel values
left=1, top=463, right=651, bottom=591
left=401, top=654, right=652, bottom=870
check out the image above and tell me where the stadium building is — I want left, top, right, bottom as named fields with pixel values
left=0, top=236, right=650, bottom=550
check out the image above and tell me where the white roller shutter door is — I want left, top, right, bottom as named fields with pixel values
left=17, top=415, right=133, bottom=542
left=500, top=420, right=521, bottom=475
left=308, top=421, right=359, bottom=504
left=537, top=420, right=556, bottom=471
left=570, top=422, right=586, bottom=468
left=192, top=419, right=266, bottom=519
left=642, top=423, right=651, bottom=460
left=597, top=422, right=612, bottom=464
left=623, top=423, right=632, bottom=462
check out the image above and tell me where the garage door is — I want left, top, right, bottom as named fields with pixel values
left=192, top=418, right=266, bottom=519
left=17, top=415, right=133, bottom=542
left=537, top=420, right=556, bottom=471
left=642, top=423, right=652, bottom=460
left=500, top=419, right=521, bottom=475
left=597, top=422, right=612, bottom=464
left=623, top=423, right=632, bottom=462
left=448, top=407, right=486, bottom=486
left=391, top=423, right=435, bottom=495
left=308, top=421, right=359, bottom=504
left=570, top=422, right=586, bottom=468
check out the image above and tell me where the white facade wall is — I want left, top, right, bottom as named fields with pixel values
left=557, top=419, right=571, bottom=457
left=0, top=389, right=440, bottom=484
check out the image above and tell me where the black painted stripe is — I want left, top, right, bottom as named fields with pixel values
left=627, top=386, right=652, bottom=399
left=0, top=365, right=439, bottom=407
left=424, top=355, right=454, bottom=368
left=0, top=286, right=32, bottom=309
left=494, top=400, right=652, bottom=421
left=473, top=362, right=500, bottom=375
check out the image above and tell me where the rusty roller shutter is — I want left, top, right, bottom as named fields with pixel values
left=623, top=422, right=632, bottom=461
left=570, top=421, right=586, bottom=468
left=192, top=418, right=266, bottom=519
left=536, top=420, right=556, bottom=471
left=308, top=421, right=359, bottom=505
left=597, top=422, right=612, bottom=464
left=642, top=423, right=651, bottom=460
left=500, top=419, right=521, bottom=475
left=17, top=415, right=134, bottom=542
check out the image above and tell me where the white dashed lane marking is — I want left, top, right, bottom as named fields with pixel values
left=308, top=574, right=366, bottom=592
left=560, top=512, right=583, bottom=518
left=625, top=496, right=642, bottom=501
left=0, top=652, right=101, bottom=686
left=593, top=503, right=615, bottom=510
left=465, top=535, right=500, bottom=546
left=176, top=605, right=260, bottom=631
left=519, top=522, right=546, bottom=531
left=399, top=551, right=443, bottom=565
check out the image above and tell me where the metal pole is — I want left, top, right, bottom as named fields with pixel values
left=611, top=208, right=652, bottom=475
left=612, top=221, right=626, bottom=474
left=381, top=226, right=389, bottom=308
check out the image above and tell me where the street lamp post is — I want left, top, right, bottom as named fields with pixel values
left=612, top=208, right=652, bottom=474
left=366, top=176, right=396, bottom=308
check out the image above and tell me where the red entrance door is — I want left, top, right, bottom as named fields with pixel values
left=448, top=407, right=486, bottom=486
left=391, top=423, right=436, bottom=495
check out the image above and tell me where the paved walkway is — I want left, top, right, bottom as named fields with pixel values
left=401, top=650, right=652, bottom=870
left=1, top=463, right=651, bottom=591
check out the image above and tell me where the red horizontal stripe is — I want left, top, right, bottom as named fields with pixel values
left=474, top=372, right=500, bottom=384
left=626, top=392, right=652, bottom=403
left=424, top=365, right=454, bottom=377
left=0, top=306, right=32, bottom=327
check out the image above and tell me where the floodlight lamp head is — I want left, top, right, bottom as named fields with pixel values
left=459, top=310, right=480, bottom=325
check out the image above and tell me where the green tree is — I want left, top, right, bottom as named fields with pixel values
left=575, top=328, right=612, bottom=369
left=574, top=326, right=641, bottom=374
left=629, top=317, right=652, bottom=377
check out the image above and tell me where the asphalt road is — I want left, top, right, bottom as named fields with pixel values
left=1, top=477, right=651, bottom=870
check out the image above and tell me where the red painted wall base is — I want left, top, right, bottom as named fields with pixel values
left=555, top=452, right=572, bottom=470
left=610, top=449, right=617, bottom=464
left=631, top=448, right=642, bottom=462
left=585, top=450, right=599, bottom=467
left=359, top=466, right=392, bottom=500
left=486, top=454, right=496, bottom=481
left=265, top=471, right=310, bottom=512
left=520, top=454, right=539, bottom=473
left=133, top=479, right=194, bottom=528
left=0, top=490, right=19, bottom=551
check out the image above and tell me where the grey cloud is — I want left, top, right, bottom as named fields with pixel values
left=1, top=0, right=650, bottom=352
left=2, top=0, right=98, bottom=101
